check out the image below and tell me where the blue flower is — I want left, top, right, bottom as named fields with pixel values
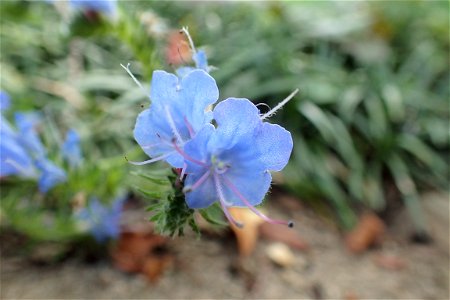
left=181, top=98, right=293, bottom=227
left=0, top=131, right=36, bottom=178
left=0, top=91, right=10, bottom=111
left=76, top=196, right=124, bottom=242
left=14, top=112, right=46, bottom=158
left=69, top=0, right=117, bottom=15
left=133, top=69, right=219, bottom=168
left=1, top=99, right=37, bottom=178
left=176, top=50, right=211, bottom=78
left=35, top=158, right=67, bottom=193
left=61, top=129, right=82, bottom=168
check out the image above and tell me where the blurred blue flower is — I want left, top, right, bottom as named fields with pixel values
left=69, top=0, right=117, bottom=15
left=61, top=129, right=82, bottom=168
left=76, top=196, right=124, bottom=242
left=0, top=131, right=36, bottom=178
left=35, top=158, right=67, bottom=193
left=1, top=95, right=37, bottom=177
left=0, top=91, right=10, bottom=111
left=182, top=98, right=293, bottom=227
left=133, top=69, right=219, bottom=168
left=14, top=112, right=46, bottom=158
left=176, top=50, right=211, bottom=78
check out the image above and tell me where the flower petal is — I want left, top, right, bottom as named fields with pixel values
left=14, top=112, right=46, bottom=157
left=255, top=123, right=293, bottom=171
left=149, top=70, right=180, bottom=107
left=36, top=158, right=67, bottom=193
left=221, top=170, right=272, bottom=207
left=133, top=109, right=184, bottom=168
left=184, top=172, right=216, bottom=209
left=184, top=124, right=214, bottom=173
left=179, top=70, right=219, bottom=132
left=211, top=98, right=262, bottom=151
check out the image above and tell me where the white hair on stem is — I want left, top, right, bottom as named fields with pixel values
left=260, top=88, right=299, bottom=121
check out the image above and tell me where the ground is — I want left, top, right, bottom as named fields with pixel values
left=1, top=192, right=448, bottom=299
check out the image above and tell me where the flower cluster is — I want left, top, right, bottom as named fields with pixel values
left=131, top=31, right=295, bottom=228
left=0, top=92, right=81, bottom=192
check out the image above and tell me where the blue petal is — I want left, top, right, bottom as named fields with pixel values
left=176, top=67, right=195, bottom=78
left=150, top=70, right=218, bottom=133
left=149, top=70, right=180, bottom=107
left=0, top=134, right=36, bottom=177
left=36, top=159, right=67, bottom=193
left=184, top=124, right=215, bottom=173
left=221, top=171, right=272, bottom=207
left=77, top=196, right=124, bottom=242
left=134, top=70, right=218, bottom=167
left=254, top=123, right=293, bottom=171
left=0, top=91, right=10, bottom=111
left=184, top=172, right=216, bottom=209
left=193, top=50, right=208, bottom=71
left=211, top=98, right=262, bottom=151
left=14, top=112, right=46, bottom=157
left=61, top=129, right=83, bottom=168
left=133, top=108, right=184, bottom=168
left=70, top=0, right=117, bottom=14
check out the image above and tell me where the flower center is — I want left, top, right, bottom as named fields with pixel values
left=211, top=155, right=230, bottom=174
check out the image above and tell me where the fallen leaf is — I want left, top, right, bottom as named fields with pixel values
left=373, top=254, right=407, bottom=270
left=111, top=229, right=167, bottom=274
left=229, top=208, right=264, bottom=257
left=142, top=254, right=174, bottom=283
left=260, top=222, right=309, bottom=251
left=345, top=212, right=385, bottom=254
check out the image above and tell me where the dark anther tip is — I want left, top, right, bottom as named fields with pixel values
left=124, top=156, right=129, bottom=162
left=288, top=221, right=294, bottom=228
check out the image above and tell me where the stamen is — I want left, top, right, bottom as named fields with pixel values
left=260, top=88, right=299, bottom=121
left=183, top=116, right=195, bottom=138
left=120, top=63, right=150, bottom=101
left=180, top=26, right=197, bottom=56
left=213, top=173, right=244, bottom=228
left=172, top=140, right=207, bottom=167
left=164, top=106, right=184, bottom=144
left=222, top=176, right=294, bottom=228
left=125, top=152, right=174, bottom=165
left=183, top=170, right=210, bottom=193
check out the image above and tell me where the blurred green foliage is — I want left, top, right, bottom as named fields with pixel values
left=0, top=1, right=448, bottom=242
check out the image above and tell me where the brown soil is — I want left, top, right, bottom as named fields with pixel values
left=1, top=192, right=448, bottom=299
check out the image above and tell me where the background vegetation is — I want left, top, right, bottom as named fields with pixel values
left=0, top=1, right=448, bottom=244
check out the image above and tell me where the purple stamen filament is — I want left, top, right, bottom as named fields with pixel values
left=183, top=116, right=195, bottom=138
left=172, top=140, right=207, bottom=167
left=213, top=173, right=243, bottom=228
left=222, top=175, right=293, bottom=228
left=183, top=170, right=210, bottom=193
